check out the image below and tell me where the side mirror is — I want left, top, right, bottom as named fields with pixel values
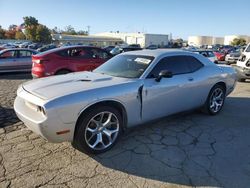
left=155, top=70, right=173, bottom=82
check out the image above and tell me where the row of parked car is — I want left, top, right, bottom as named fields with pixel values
left=0, top=45, right=113, bottom=77
left=0, top=42, right=58, bottom=52
left=183, top=45, right=245, bottom=65
left=0, top=42, right=249, bottom=81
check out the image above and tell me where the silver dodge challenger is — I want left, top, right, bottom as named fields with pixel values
left=14, top=49, right=237, bottom=153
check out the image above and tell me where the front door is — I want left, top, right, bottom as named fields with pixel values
left=0, top=50, right=18, bottom=72
left=142, top=55, right=205, bottom=122
left=17, top=50, right=34, bottom=71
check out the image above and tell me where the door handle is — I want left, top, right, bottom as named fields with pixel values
left=188, top=77, right=194, bottom=81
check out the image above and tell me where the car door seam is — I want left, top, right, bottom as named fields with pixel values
left=138, top=85, right=144, bottom=119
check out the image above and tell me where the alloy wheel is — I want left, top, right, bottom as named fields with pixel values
left=209, top=88, right=224, bottom=113
left=84, top=111, right=119, bottom=150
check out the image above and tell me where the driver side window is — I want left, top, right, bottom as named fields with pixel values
left=147, top=56, right=190, bottom=78
left=0, top=50, right=17, bottom=58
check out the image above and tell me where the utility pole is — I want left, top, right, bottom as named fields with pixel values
left=87, top=26, right=90, bottom=35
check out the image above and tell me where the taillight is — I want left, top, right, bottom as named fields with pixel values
left=32, top=58, right=49, bottom=64
left=33, top=59, right=41, bottom=64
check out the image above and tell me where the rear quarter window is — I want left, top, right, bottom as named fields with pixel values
left=185, top=56, right=204, bottom=72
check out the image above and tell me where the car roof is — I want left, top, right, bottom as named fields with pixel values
left=122, top=49, right=195, bottom=57
left=35, top=45, right=105, bottom=56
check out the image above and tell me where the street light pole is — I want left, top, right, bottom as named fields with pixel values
left=87, top=26, right=90, bottom=35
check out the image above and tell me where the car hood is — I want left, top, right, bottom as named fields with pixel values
left=22, top=71, right=134, bottom=100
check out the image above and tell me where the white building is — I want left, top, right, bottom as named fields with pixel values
left=94, top=32, right=169, bottom=48
left=188, top=35, right=250, bottom=46
left=51, top=34, right=123, bottom=47
left=212, top=37, right=224, bottom=45
left=188, top=36, right=224, bottom=47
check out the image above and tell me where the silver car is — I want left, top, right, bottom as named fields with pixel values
left=14, top=49, right=237, bottom=154
left=0, top=48, right=37, bottom=73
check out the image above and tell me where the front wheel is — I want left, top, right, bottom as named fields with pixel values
left=73, top=106, right=122, bottom=154
left=203, top=85, right=225, bottom=115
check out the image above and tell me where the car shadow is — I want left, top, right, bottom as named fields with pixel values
left=0, top=72, right=32, bottom=80
left=88, top=97, right=250, bottom=187
left=0, top=106, right=20, bottom=129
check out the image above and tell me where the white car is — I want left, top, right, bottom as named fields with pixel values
left=14, top=49, right=236, bottom=154
left=235, top=43, right=250, bottom=82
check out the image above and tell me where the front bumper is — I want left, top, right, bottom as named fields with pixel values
left=234, top=66, right=250, bottom=79
left=14, top=92, right=75, bottom=143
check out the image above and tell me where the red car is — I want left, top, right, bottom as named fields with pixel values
left=213, top=51, right=226, bottom=61
left=32, top=46, right=112, bottom=78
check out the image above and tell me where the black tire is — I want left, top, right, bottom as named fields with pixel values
left=56, top=69, right=71, bottom=75
left=238, top=78, right=245, bottom=82
left=203, top=84, right=226, bottom=115
left=72, top=106, right=123, bottom=154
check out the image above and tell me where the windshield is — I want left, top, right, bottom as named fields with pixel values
left=94, top=54, right=154, bottom=78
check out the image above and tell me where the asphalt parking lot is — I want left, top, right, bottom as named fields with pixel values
left=0, top=72, right=250, bottom=188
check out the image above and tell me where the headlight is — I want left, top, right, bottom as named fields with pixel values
left=25, top=101, right=46, bottom=116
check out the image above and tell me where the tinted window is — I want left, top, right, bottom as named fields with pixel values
left=148, top=56, right=190, bottom=78
left=185, top=56, right=204, bottom=72
left=148, top=55, right=203, bottom=78
left=88, top=48, right=110, bottom=59
left=57, top=48, right=90, bottom=58
left=57, top=49, right=70, bottom=57
left=70, top=48, right=88, bottom=58
left=19, top=50, right=32, bottom=57
left=0, top=50, right=17, bottom=58
left=207, top=51, right=215, bottom=57
left=200, top=51, right=208, bottom=57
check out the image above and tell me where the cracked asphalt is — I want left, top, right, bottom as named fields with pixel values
left=0, top=73, right=250, bottom=188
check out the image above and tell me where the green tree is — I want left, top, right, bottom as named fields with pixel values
left=23, top=16, right=39, bottom=41
left=231, top=38, right=246, bottom=46
left=35, top=24, right=52, bottom=43
left=51, top=26, right=60, bottom=34
left=63, top=25, right=76, bottom=35
left=15, top=31, right=26, bottom=40
left=4, top=24, right=18, bottom=39
left=77, top=30, right=88, bottom=35
left=22, top=16, right=51, bottom=43
left=8, top=24, right=17, bottom=31
left=23, top=16, right=38, bottom=27
left=24, top=25, right=37, bottom=41
left=0, top=26, right=6, bottom=39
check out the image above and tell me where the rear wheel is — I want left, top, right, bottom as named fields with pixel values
left=73, top=106, right=122, bottom=154
left=203, top=84, right=225, bottom=115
